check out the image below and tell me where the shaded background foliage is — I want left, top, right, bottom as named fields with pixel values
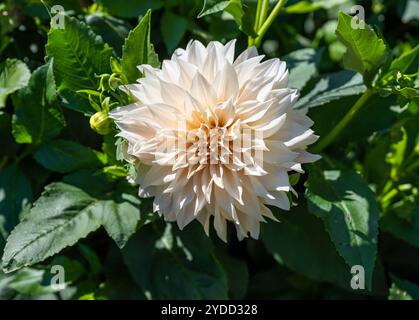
left=0, top=0, right=418, bottom=300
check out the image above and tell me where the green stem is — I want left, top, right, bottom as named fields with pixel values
left=254, top=0, right=262, bottom=31
left=380, top=188, right=398, bottom=207
left=258, top=0, right=270, bottom=29
left=254, top=0, right=288, bottom=47
left=249, top=0, right=262, bottom=46
left=312, top=89, right=375, bottom=153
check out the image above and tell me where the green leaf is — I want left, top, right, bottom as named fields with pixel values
left=121, top=10, right=159, bottom=83
left=396, top=87, right=419, bottom=104
left=388, top=44, right=419, bottom=74
left=34, top=139, right=104, bottom=173
left=101, top=193, right=141, bottom=249
left=309, top=94, right=397, bottom=145
left=161, top=11, right=188, bottom=53
left=386, top=126, right=408, bottom=180
left=0, top=164, right=32, bottom=234
left=96, top=0, right=162, bottom=18
left=2, top=183, right=104, bottom=273
left=215, top=245, right=248, bottom=299
left=283, top=48, right=322, bottom=91
left=101, top=244, right=146, bottom=299
left=295, top=70, right=366, bottom=109
left=63, top=169, right=114, bottom=197
left=1, top=181, right=143, bottom=272
left=0, top=59, right=30, bottom=108
left=388, top=275, right=419, bottom=300
left=85, top=13, right=130, bottom=57
left=78, top=243, right=102, bottom=275
left=261, top=205, right=352, bottom=289
left=381, top=209, right=419, bottom=248
left=198, top=0, right=230, bottom=17
left=48, top=255, right=86, bottom=283
left=285, top=0, right=350, bottom=14
left=46, top=16, right=113, bottom=114
left=336, top=12, right=389, bottom=80
left=198, top=0, right=256, bottom=37
left=305, top=166, right=379, bottom=290
left=0, top=113, right=18, bottom=157
left=247, top=266, right=299, bottom=299
left=12, top=60, right=64, bottom=145
left=0, top=36, right=10, bottom=57
left=6, top=268, right=58, bottom=296
left=122, top=221, right=228, bottom=299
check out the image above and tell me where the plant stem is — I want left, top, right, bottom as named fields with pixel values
left=312, top=89, right=375, bottom=153
left=249, top=0, right=263, bottom=46
left=254, top=0, right=288, bottom=47
left=259, top=0, right=270, bottom=29
left=254, top=0, right=262, bottom=31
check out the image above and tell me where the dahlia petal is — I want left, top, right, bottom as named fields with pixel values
left=213, top=62, right=239, bottom=101
left=190, top=72, right=217, bottom=108
left=234, top=46, right=259, bottom=65
left=186, top=40, right=207, bottom=68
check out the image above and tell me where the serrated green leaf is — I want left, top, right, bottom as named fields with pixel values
left=85, top=13, right=130, bottom=57
left=0, top=164, right=32, bottom=234
left=0, top=59, right=30, bottom=108
left=262, top=205, right=352, bottom=289
left=2, top=183, right=104, bottom=273
left=295, top=70, right=366, bottom=109
left=336, top=12, right=389, bottom=80
left=63, top=169, right=113, bottom=197
left=122, top=221, right=228, bottom=299
left=389, top=44, right=419, bottom=74
left=12, top=60, right=64, bottom=145
left=101, top=193, right=140, bottom=249
left=161, top=11, right=188, bottom=53
left=198, top=0, right=256, bottom=37
left=46, top=16, right=113, bottom=114
left=305, top=166, right=379, bottom=290
left=283, top=48, right=322, bottom=91
left=34, top=139, right=104, bottom=173
left=198, top=0, right=230, bottom=18
left=396, top=87, right=419, bottom=104
left=1, top=181, right=144, bottom=273
left=121, top=10, right=159, bottom=83
left=388, top=275, right=419, bottom=300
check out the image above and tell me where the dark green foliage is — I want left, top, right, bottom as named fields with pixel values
left=0, top=0, right=418, bottom=300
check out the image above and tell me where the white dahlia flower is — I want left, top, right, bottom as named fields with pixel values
left=110, top=40, right=320, bottom=241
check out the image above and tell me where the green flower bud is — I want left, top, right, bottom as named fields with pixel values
left=90, top=111, right=112, bottom=135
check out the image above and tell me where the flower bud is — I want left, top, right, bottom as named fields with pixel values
left=89, top=111, right=112, bottom=135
